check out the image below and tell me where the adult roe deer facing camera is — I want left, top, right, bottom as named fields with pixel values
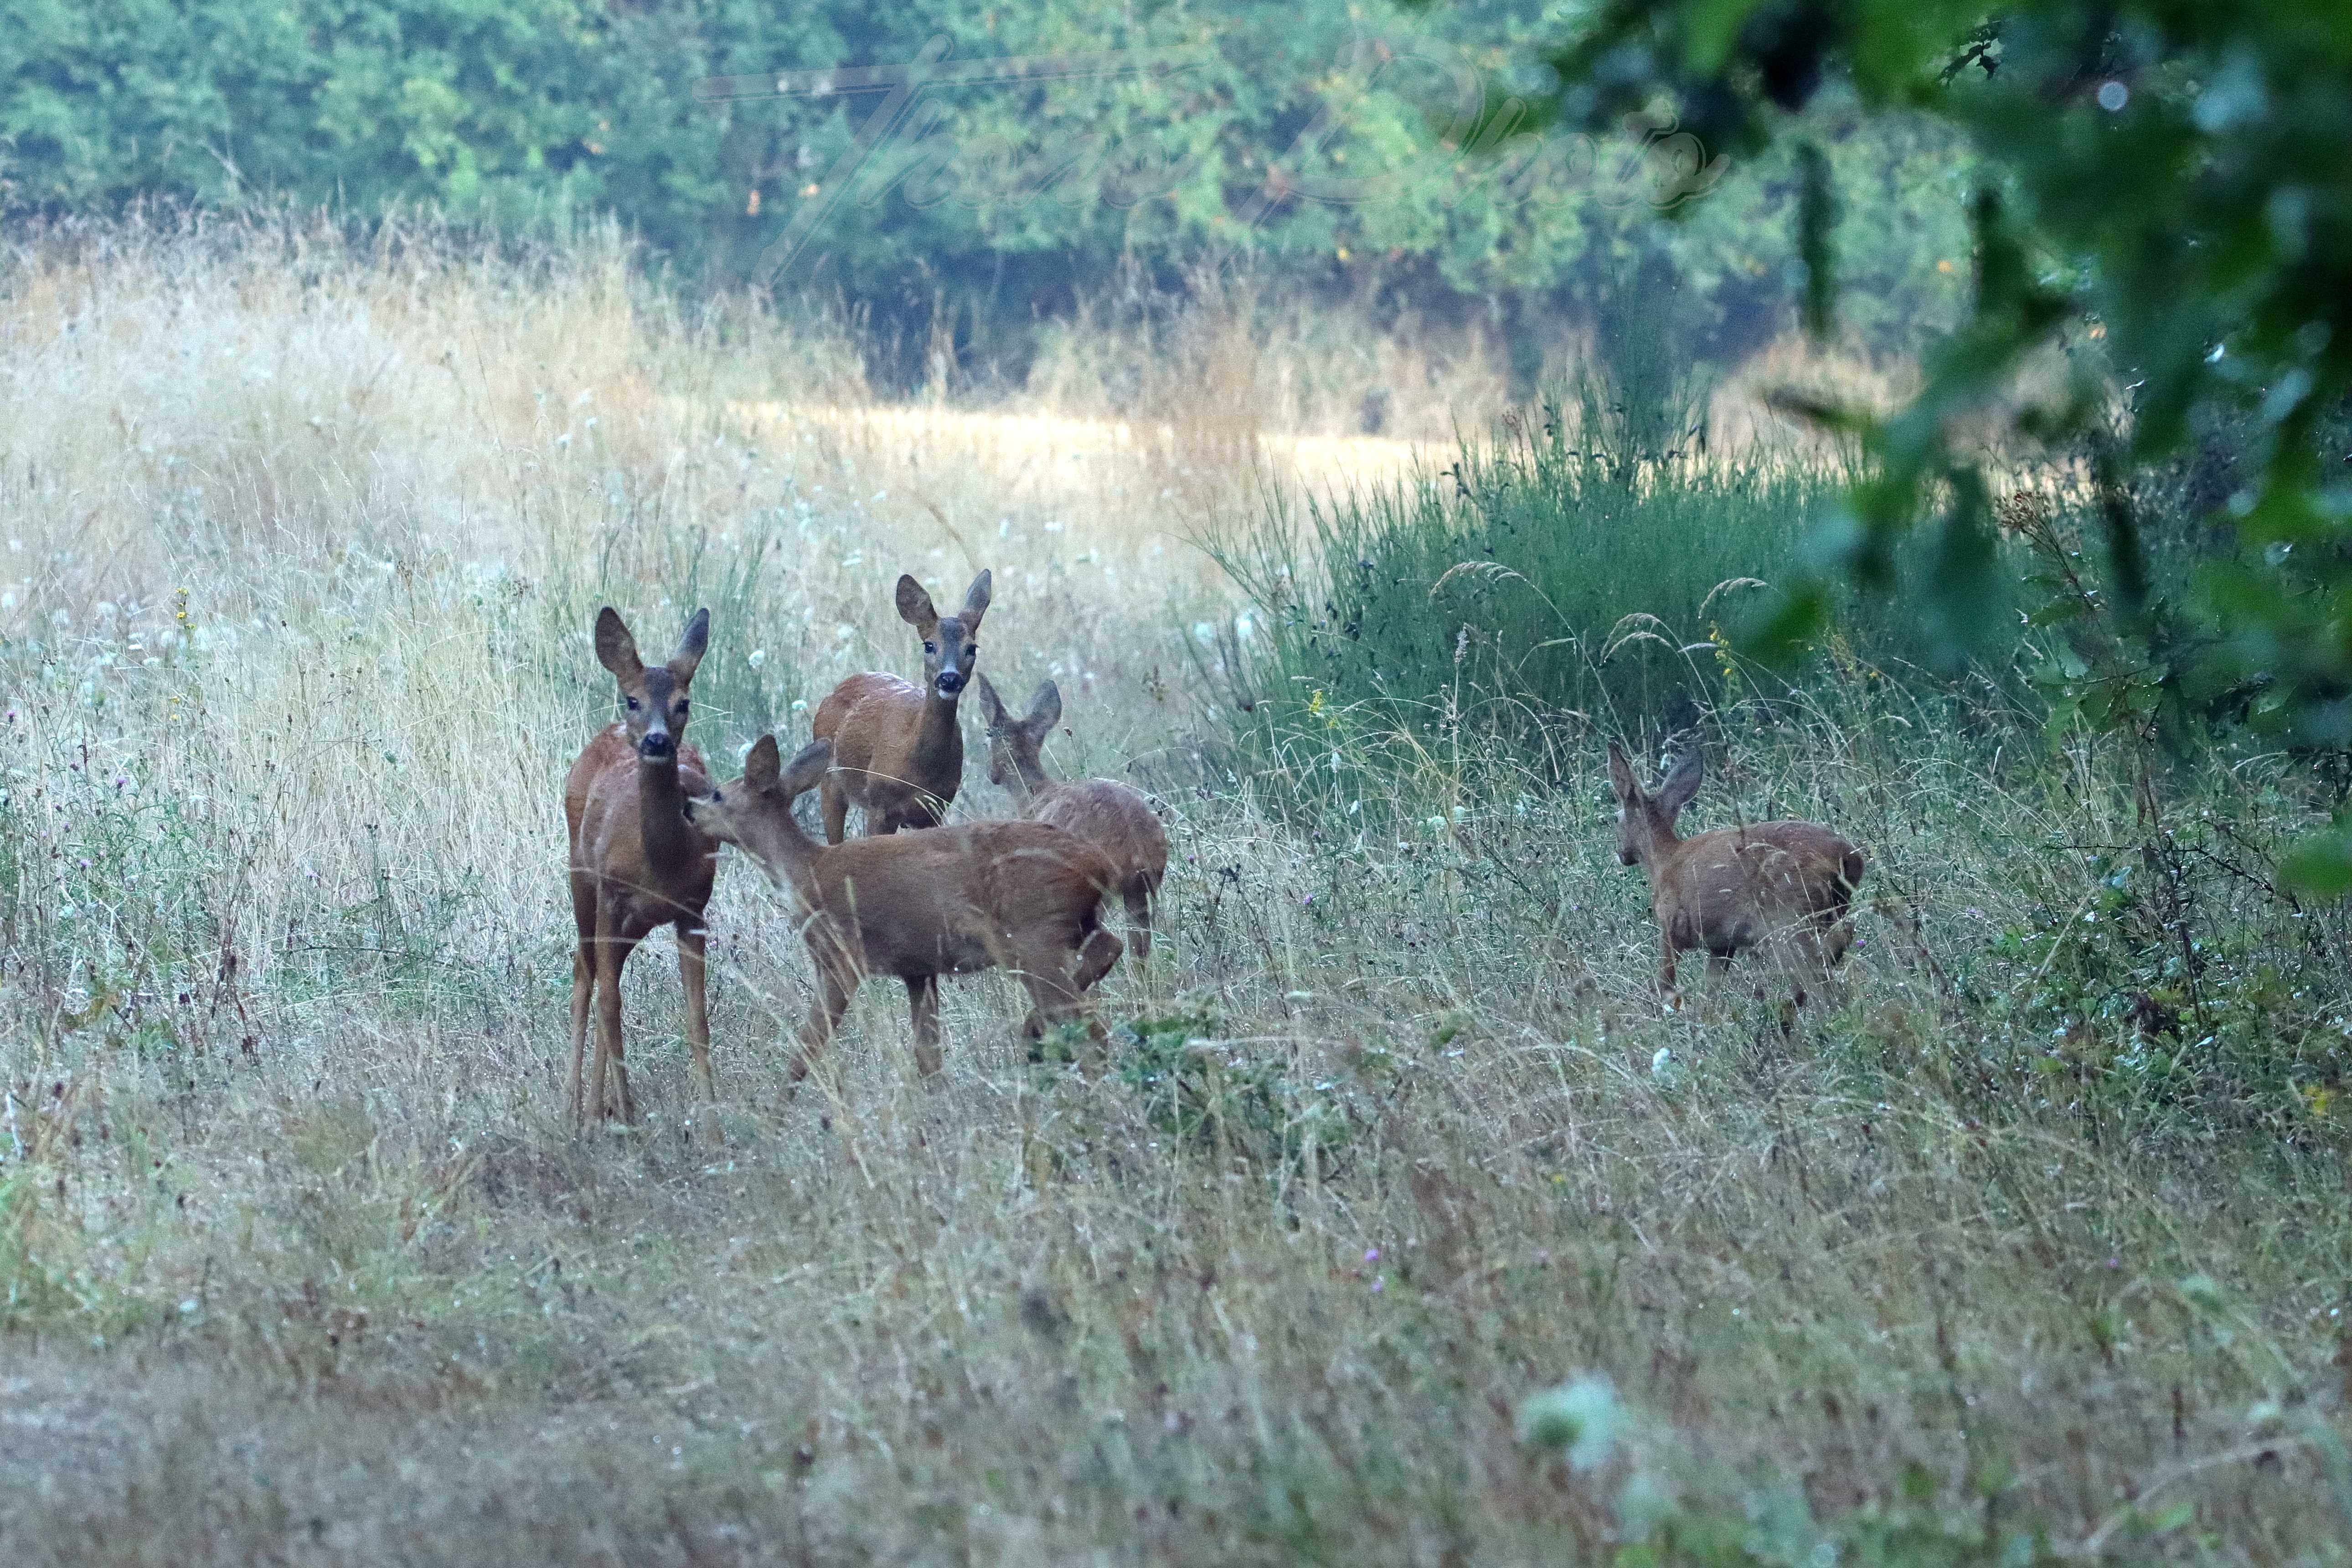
left=686, top=734, right=1121, bottom=1080
left=564, top=606, right=719, bottom=1126
left=810, top=569, right=992, bottom=841
left=1606, top=743, right=1864, bottom=1010
left=974, top=674, right=1168, bottom=964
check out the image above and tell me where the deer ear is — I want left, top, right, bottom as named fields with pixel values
left=1657, top=749, right=1704, bottom=820
left=1029, top=678, right=1061, bottom=732
left=1605, top=743, right=1639, bottom=804
left=668, top=607, right=710, bottom=683
left=743, top=732, right=780, bottom=790
left=960, top=568, right=993, bottom=630
left=972, top=673, right=1007, bottom=727
left=895, top=574, right=939, bottom=634
left=781, top=738, right=835, bottom=797
left=595, top=607, right=645, bottom=683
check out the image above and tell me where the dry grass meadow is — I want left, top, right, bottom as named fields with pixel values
left=1, top=219, right=2349, bottom=1566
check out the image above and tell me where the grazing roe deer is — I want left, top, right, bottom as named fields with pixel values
left=974, top=674, right=1169, bottom=963
left=564, top=607, right=718, bottom=1125
left=1606, top=743, right=1864, bottom=1009
left=686, top=734, right=1122, bottom=1080
left=810, top=570, right=992, bottom=841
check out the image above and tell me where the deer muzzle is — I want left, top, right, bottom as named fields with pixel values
left=934, top=669, right=966, bottom=696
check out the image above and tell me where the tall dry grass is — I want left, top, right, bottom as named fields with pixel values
left=0, top=216, right=2346, bottom=1566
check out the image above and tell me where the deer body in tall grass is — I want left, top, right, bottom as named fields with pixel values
left=564, top=607, right=718, bottom=1125
left=975, top=675, right=1168, bottom=964
left=1607, top=744, right=1864, bottom=1009
left=687, top=735, right=1120, bottom=1080
left=811, top=570, right=992, bottom=841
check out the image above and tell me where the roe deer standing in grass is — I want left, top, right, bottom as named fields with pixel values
left=1606, top=743, right=1864, bottom=1010
left=564, top=606, right=718, bottom=1126
left=811, top=569, right=991, bottom=841
left=686, top=735, right=1121, bottom=1081
left=974, top=674, right=1168, bottom=963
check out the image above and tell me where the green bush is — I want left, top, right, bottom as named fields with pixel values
left=1099, top=1007, right=1393, bottom=1180
left=1210, top=383, right=2030, bottom=801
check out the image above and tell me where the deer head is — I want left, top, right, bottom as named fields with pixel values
left=896, top=569, right=992, bottom=700
left=686, top=735, right=833, bottom=879
left=596, top=606, right=710, bottom=763
left=973, top=674, right=1058, bottom=793
left=1607, top=743, right=1703, bottom=868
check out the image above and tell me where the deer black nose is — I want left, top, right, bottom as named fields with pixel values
left=640, top=730, right=673, bottom=758
left=934, top=669, right=965, bottom=695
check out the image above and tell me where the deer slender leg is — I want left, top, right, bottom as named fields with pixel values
left=820, top=774, right=850, bottom=846
left=1123, top=887, right=1153, bottom=966
left=796, top=958, right=855, bottom=1082
left=567, top=939, right=595, bottom=1130
left=591, top=914, right=642, bottom=1124
left=1017, top=948, right=1104, bottom=1075
left=1073, top=926, right=1123, bottom=993
left=905, top=974, right=943, bottom=1080
left=1658, top=939, right=1680, bottom=1006
left=677, top=920, right=714, bottom=1106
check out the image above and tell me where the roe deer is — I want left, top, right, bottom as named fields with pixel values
left=974, top=674, right=1169, bottom=963
left=564, top=606, right=718, bottom=1125
left=1606, top=743, right=1864, bottom=1009
left=686, top=734, right=1122, bottom=1080
left=810, top=569, right=992, bottom=841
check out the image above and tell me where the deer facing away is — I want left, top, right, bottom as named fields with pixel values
left=564, top=606, right=719, bottom=1125
left=1607, top=744, right=1864, bottom=1009
left=811, top=569, right=991, bottom=841
left=686, top=734, right=1122, bottom=1080
left=974, top=674, right=1169, bottom=963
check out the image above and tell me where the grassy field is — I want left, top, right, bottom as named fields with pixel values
left=2, top=221, right=2350, bottom=1566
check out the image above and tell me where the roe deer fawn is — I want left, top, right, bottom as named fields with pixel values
left=974, top=675, right=1169, bottom=963
left=810, top=569, right=991, bottom=841
left=564, top=606, right=718, bottom=1125
left=687, top=735, right=1122, bottom=1080
left=1606, top=743, right=1864, bottom=1010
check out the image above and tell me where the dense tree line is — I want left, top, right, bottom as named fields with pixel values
left=0, top=0, right=1968, bottom=377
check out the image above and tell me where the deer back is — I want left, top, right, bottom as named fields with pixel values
left=1654, top=819, right=1863, bottom=953
left=1027, top=780, right=1169, bottom=897
left=810, top=819, right=1115, bottom=977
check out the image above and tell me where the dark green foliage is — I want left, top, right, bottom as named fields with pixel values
left=0, top=0, right=1978, bottom=382
left=1522, top=0, right=2352, bottom=888
left=1106, top=1007, right=1389, bottom=1178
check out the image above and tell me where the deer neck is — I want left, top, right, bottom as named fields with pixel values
left=758, top=794, right=826, bottom=902
left=1004, top=744, right=1051, bottom=802
left=637, top=754, right=707, bottom=881
left=913, top=687, right=965, bottom=785
left=1634, top=817, right=1682, bottom=899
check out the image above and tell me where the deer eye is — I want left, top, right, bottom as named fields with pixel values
left=964, top=643, right=977, bottom=657
left=923, top=641, right=937, bottom=655
left=676, top=701, right=689, bottom=718
left=626, top=697, right=640, bottom=711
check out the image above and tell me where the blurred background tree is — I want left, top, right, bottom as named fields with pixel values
left=1, top=0, right=1968, bottom=387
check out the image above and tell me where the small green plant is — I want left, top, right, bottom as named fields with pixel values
left=1108, top=1007, right=1387, bottom=1179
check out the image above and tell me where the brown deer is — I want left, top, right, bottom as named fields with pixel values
left=973, top=674, right=1169, bottom=963
left=811, top=569, right=992, bottom=841
left=685, top=734, right=1122, bottom=1080
left=1606, top=743, right=1864, bottom=1010
left=563, top=606, right=718, bottom=1126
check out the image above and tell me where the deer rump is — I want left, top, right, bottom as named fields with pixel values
left=800, top=821, right=1118, bottom=981
left=1660, top=821, right=1863, bottom=964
